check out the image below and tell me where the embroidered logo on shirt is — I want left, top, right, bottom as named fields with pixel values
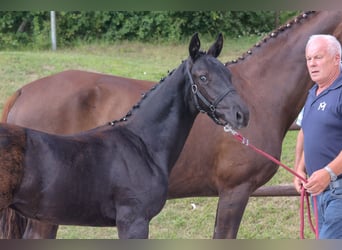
left=317, top=101, right=327, bottom=111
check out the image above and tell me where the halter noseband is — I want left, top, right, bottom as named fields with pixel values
left=186, top=61, right=235, bottom=126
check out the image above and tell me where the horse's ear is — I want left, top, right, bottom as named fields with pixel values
left=207, top=33, right=223, bottom=58
left=189, top=32, right=201, bottom=61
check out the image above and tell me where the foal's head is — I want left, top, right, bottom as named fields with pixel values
left=187, top=33, right=249, bottom=129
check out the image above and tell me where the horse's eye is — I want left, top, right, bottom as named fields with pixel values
left=200, top=75, right=207, bottom=82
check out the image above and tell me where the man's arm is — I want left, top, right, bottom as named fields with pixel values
left=293, top=129, right=306, bottom=193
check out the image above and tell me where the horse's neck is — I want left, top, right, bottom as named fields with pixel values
left=230, top=11, right=342, bottom=137
left=125, top=63, right=197, bottom=173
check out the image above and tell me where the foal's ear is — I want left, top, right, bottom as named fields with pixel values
left=189, top=32, right=201, bottom=61
left=207, top=33, right=223, bottom=58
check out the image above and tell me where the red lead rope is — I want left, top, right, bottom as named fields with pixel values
left=223, top=125, right=319, bottom=239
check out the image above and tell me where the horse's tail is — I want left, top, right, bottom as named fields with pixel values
left=1, top=89, right=21, bottom=122
left=0, top=89, right=27, bottom=238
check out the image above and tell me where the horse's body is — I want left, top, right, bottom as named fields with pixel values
left=1, top=11, right=342, bottom=239
left=4, top=71, right=153, bottom=135
left=0, top=34, right=248, bottom=239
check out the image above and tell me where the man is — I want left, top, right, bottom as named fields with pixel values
left=293, top=34, right=342, bottom=239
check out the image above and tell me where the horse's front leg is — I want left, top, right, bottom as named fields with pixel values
left=213, top=183, right=252, bottom=239
left=23, top=219, right=58, bottom=239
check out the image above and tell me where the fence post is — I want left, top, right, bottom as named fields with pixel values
left=50, top=11, right=57, bottom=51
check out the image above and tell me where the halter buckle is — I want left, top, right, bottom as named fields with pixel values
left=191, top=84, right=198, bottom=94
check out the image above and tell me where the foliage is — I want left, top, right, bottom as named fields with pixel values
left=0, top=11, right=300, bottom=50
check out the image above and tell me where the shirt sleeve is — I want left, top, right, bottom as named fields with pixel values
left=295, top=107, right=304, bottom=127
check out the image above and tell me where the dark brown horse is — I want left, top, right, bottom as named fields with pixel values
left=0, top=33, right=248, bottom=239
left=2, top=11, right=342, bottom=239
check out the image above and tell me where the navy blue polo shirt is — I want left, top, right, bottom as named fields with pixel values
left=301, top=72, right=342, bottom=176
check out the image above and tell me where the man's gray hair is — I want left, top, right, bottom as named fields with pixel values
left=307, top=34, right=342, bottom=58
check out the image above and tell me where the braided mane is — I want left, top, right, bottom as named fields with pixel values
left=225, top=11, right=316, bottom=66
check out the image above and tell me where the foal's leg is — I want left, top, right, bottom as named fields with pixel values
left=117, top=217, right=150, bottom=239
left=213, top=183, right=252, bottom=239
left=23, top=220, right=58, bottom=239
left=0, top=208, right=26, bottom=238
left=116, top=205, right=150, bottom=238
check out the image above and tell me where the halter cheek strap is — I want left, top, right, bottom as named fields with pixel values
left=187, top=62, right=235, bottom=126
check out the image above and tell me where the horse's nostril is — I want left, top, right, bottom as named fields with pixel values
left=236, top=111, right=243, bottom=123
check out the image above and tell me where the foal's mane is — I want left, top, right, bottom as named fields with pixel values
left=108, top=49, right=211, bottom=127
left=108, top=78, right=164, bottom=126
left=225, top=11, right=316, bottom=66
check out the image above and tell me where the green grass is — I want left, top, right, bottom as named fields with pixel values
left=0, top=36, right=314, bottom=239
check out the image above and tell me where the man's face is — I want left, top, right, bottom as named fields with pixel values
left=305, top=39, right=340, bottom=85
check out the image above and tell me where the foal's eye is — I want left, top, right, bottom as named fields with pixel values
left=199, top=75, right=207, bottom=82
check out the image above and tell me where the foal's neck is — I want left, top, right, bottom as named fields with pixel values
left=125, top=62, right=198, bottom=173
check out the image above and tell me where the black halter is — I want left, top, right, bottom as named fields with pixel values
left=186, top=62, right=235, bottom=126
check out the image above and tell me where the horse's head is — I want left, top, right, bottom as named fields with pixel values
left=187, top=33, right=249, bottom=129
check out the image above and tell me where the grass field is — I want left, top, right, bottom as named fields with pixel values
left=0, top=36, right=315, bottom=239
